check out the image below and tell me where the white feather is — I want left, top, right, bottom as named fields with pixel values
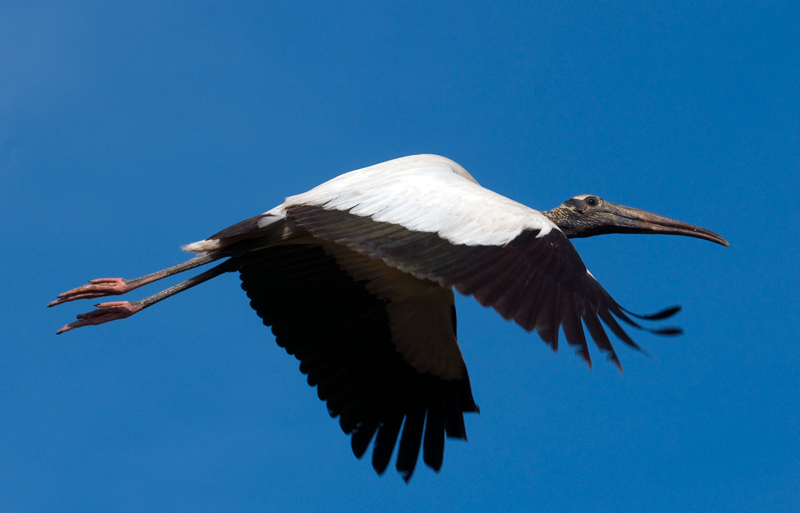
left=284, top=154, right=555, bottom=246
left=183, top=154, right=556, bottom=252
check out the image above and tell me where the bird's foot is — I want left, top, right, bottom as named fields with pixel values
left=48, top=278, right=131, bottom=307
left=56, top=301, right=143, bottom=334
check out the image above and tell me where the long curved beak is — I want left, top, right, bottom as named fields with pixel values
left=602, top=202, right=729, bottom=247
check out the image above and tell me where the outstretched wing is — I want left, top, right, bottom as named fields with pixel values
left=236, top=241, right=478, bottom=482
left=287, top=204, right=667, bottom=371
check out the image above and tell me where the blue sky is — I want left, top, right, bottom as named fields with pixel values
left=2, top=1, right=798, bottom=511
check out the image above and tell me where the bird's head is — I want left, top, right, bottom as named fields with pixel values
left=543, top=194, right=729, bottom=246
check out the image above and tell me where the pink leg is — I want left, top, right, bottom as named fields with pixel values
left=56, top=301, right=143, bottom=334
left=48, top=253, right=219, bottom=307
left=54, top=258, right=237, bottom=334
left=48, top=278, right=141, bottom=306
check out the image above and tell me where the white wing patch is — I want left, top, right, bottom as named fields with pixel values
left=183, top=154, right=557, bottom=252
left=286, top=155, right=555, bottom=247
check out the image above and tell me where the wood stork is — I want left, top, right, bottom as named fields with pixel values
left=49, top=154, right=728, bottom=481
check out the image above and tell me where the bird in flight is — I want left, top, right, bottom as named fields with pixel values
left=50, top=154, right=728, bottom=481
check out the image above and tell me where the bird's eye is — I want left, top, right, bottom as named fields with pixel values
left=585, top=197, right=598, bottom=206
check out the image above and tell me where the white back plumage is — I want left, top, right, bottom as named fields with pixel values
left=285, top=154, right=555, bottom=246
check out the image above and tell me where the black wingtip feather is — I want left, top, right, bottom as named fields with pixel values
left=622, top=305, right=682, bottom=320
left=422, top=408, right=445, bottom=472
left=372, top=414, right=404, bottom=475
left=396, top=409, right=425, bottom=482
left=351, top=421, right=379, bottom=459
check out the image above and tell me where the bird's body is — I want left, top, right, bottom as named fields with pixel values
left=50, top=154, right=727, bottom=481
left=186, top=155, right=555, bottom=253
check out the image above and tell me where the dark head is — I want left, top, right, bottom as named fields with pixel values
left=543, top=194, right=729, bottom=246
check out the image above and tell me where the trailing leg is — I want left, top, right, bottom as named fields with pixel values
left=55, top=258, right=238, bottom=334
left=48, top=253, right=221, bottom=306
